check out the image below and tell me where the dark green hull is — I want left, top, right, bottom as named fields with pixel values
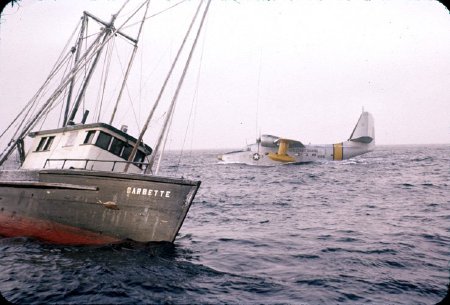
left=0, top=169, right=200, bottom=245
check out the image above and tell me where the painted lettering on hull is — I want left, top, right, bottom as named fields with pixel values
left=126, top=187, right=171, bottom=198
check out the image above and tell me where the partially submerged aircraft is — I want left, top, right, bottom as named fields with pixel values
left=219, top=111, right=375, bottom=166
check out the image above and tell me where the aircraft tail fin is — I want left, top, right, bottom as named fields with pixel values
left=348, top=111, right=375, bottom=144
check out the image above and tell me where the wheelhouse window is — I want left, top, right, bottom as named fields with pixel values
left=119, top=144, right=146, bottom=163
left=95, top=131, right=112, bottom=150
left=36, top=137, right=47, bottom=151
left=44, top=136, right=55, bottom=150
left=35, top=136, right=55, bottom=152
left=134, top=150, right=145, bottom=163
left=87, top=129, right=149, bottom=168
left=109, top=138, right=125, bottom=156
left=121, top=144, right=133, bottom=160
left=84, top=130, right=96, bottom=144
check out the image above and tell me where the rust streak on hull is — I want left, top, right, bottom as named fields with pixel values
left=0, top=214, right=119, bottom=245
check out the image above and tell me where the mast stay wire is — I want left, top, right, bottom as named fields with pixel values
left=148, top=0, right=212, bottom=174
left=95, top=38, right=116, bottom=122
left=125, top=0, right=206, bottom=172
left=0, top=20, right=82, bottom=142
left=175, top=9, right=209, bottom=174
left=57, top=54, right=79, bottom=127
left=109, top=0, right=151, bottom=125
left=1, top=1, right=134, bottom=145
left=256, top=48, right=263, bottom=155
left=121, top=0, right=188, bottom=31
left=0, top=0, right=148, bottom=165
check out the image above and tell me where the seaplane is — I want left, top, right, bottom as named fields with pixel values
left=218, top=111, right=375, bottom=166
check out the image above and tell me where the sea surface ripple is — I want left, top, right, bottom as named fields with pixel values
left=1, top=145, right=449, bottom=304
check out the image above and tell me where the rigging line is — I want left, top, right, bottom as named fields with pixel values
left=68, top=1, right=149, bottom=124
left=125, top=0, right=207, bottom=172
left=114, top=0, right=133, bottom=21
left=9, top=4, right=123, bottom=136
left=0, top=1, right=143, bottom=166
left=255, top=49, right=262, bottom=147
left=67, top=53, right=94, bottom=122
left=122, top=69, right=141, bottom=132
left=57, top=54, right=76, bottom=127
left=109, top=43, right=141, bottom=133
left=115, top=0, right=149, bottom=32
left=6, top=51, right=74, bottom=141
left=48, top=18, right=83, bottom=81
left=139, top=45, right=172, bottom=99
left=150, top=0, right=212, bottom=174
left=121, top=0, right=188, bottom=30
left=96, top=38, right=116, bottom=122
left=69, top=28, right=110, bottom=123
left=256, top=48, right=262, bottom=154
left=0, top=43, right=86, bottom=162
left=109, top=0, right=151, bottom=125
left=176, top=11, right=209, bottom=172
left=175, top=75, right=198, bottom=172
left=41, top=96, right=68, bottom=122
left=154, top=107, right=175, bottom=175
left=64, top=14, right=88, bottom=126
left=83, top=30, right=103, bottom=40
left=80, top=20, right=90, bottom=121
left=138, top=32, right=144, bottom=131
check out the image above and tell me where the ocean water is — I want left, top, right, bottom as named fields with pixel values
left=0, top=145, right=449, bottom=304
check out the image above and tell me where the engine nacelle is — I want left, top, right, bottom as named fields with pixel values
left=259, top=134, right=279, bottom=147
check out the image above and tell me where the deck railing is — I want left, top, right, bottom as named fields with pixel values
left=43, top=158, right=150, bottom=173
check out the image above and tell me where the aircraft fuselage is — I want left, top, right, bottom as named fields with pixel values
left=219, top=140, right=374, bottom=166
left=219, top=111, right=375, bottom=166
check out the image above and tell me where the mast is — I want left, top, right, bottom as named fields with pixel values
left=67, top=6, right=139, bottom=125
left=63, top=13, right=87, bottom=127
left=66, top=17, right=114, bottom=125
left=149, top=0, right=211, bottom=174
left=109, top=0, right=151, bottom=125
left=125, top=0, right=210, bottom=173
left=0, top=1, right=143, bottom=166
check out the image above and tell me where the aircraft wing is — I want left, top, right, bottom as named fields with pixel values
left=274, top=137, right=305, bottom=148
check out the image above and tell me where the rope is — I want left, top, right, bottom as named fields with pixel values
left=152, top=0, right=212, bottom=175
left=121, top=0, right=188, bottom=30
left=96, top=38, right=115, bottom=122
left=125, top=0, right=207, bottom=172
left=175, top=14, right=208, bottom=173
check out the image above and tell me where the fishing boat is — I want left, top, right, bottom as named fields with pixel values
left=0, top=0, right=211, bottom=244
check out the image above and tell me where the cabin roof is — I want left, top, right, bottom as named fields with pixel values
left=28, top=122, right=152, bottom=154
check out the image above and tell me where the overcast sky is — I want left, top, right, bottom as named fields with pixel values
left=0, top=0, right=449, bottom=150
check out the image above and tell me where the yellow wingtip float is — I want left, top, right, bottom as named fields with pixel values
left=267, top=139, right=296, bottom=162
left=220, top=111, right=375, bottom=166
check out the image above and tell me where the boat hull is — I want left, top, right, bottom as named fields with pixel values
left=0, top=169, right=200, bottom=245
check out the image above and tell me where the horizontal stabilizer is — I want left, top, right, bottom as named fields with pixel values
left=350, top=136, right=373, bottom=143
